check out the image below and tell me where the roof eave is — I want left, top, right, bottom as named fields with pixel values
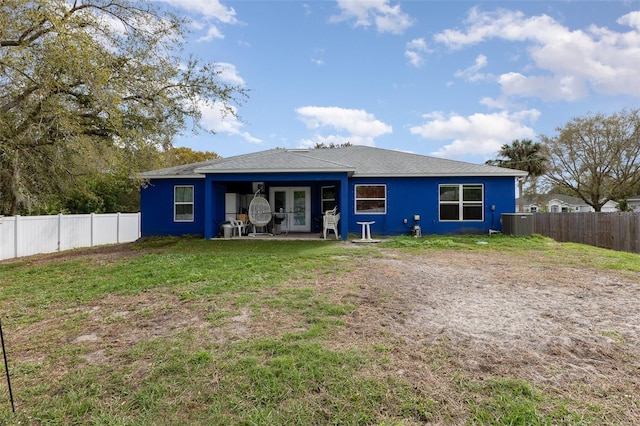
left=139, top=171, right=524, bottom=179
left=137, top=174, right=205, bottom=179
left=353, top=172, right=528, bottom=178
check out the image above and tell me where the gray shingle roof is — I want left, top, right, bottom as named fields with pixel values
left=195, top=149, right=354, bottom=174
left=139, top=146, right=527, bottom=178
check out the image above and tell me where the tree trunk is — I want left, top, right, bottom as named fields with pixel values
left=8, top=151, right=20, bottom=216
left=518, top=178, right=524, bottom=212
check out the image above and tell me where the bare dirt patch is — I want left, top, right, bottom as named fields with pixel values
left=327, top=248, right=640, bottom=420
left=1, top=241, right=155, bottom=267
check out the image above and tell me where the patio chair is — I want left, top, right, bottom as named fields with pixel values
left=227, top=216, right=249, bottom=237
left=248, top=190, right=272, bottom=236
left=323, top=206, right=340, bottom=239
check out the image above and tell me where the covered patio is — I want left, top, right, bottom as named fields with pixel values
left=204, top=174, right=350, bottom=240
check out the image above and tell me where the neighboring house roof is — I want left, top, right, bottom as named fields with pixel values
left=519, top=194, right=623, bottom=212
left=627, top=195, right=640, bottom=212
left=519, top=194, right=589, bottom=207
left=138, top=146, right=528, bottom=179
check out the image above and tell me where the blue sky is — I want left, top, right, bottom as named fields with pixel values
left=156, top=0, right=640, bottom=164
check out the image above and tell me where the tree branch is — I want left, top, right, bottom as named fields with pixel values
left=0, top=85, right=40, bottom=113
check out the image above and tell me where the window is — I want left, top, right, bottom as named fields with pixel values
left=439, top=184, right=483, bottom=221
left=174, top=185, right=194, bottom=222
left=321, top=186, right=336, bottom=213
left=355, top=184, right=386, bottom=214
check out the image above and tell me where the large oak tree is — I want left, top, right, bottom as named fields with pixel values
left=541, top=109, right=640, bottom=211
left=0, top=0, right=244, bottom=214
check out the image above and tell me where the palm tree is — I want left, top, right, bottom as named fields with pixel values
left=486, top=139, right=549, bottom=212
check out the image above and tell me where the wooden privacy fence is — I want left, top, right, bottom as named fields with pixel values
left=533, top=212, right=640, bottom=253
left=0, top=213, right=141, bottom=261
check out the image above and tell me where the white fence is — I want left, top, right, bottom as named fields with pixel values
left=0, top=213, right=141, bottom=261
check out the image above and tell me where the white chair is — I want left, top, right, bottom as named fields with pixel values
left=323, top=206, right=340, bottom=239
left=227, top=216, right=248, bottom=237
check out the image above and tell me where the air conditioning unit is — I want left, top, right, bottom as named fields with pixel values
left=501, top=213, right=534, bottom=236
left=252, top=182, right=264, bottom=193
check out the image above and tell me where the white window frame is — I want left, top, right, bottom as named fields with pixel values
left=321, top=186, right=336, bottom=213
left=438, top=184, right=484, bottom=222
left=354, top=184, right=387, bottom=215
left=174, top=185, right=194, bottom=222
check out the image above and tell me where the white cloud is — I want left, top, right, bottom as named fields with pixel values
left=156, top=0, right=238, bottom=41
left=454, top=54, right=490, bottom=82
left=410, top=110, right=539, bottom=160
left=330, top=0, right=413, bottom=34
left=198, top=26, right=224, bottom=41
left=214, top=62, right=245, bottom=86
left=617, top=11, right=640, bottom=30
left=479, top=96, right=510, bottom=110
left=311, top=47, right=326, bottom=66
left=405, top=38, right=431, bottom=67
left=296, top=106, right=392, bottom=146
left=434, top=8, right=559, bottom=49
left=434, top=7, right=640, bottom=100
left=497, top=72, right=588, bottom=101
left=200, top=100, right=261, bottom=144
left=158, top=0, right=237, bottom=22
left=303, top=3, right=312, bottom=17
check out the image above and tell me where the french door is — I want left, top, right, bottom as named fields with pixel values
left=269, top=187, right=311, bottom=232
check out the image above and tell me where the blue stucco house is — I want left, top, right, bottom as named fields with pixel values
left=138, top=146, right=526, bottom=239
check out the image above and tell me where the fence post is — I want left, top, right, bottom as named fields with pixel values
left=13, top=215, right=20, bottom=259
left=57, top=213, right=62, bottom=252
left=117, top=212, right=121, bottom=243
left=90, top=213, right=95, bottom=247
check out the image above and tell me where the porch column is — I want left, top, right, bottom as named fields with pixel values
left=340, top=176, right=349, bottom=240
left=204, top=177, right=214, bottom=239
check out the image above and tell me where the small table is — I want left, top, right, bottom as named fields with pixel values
left=356, top=221, right=375, bottom=241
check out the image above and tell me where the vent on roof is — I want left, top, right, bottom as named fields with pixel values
left=288, top=149, right=309, bottom=153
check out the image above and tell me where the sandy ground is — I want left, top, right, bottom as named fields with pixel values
left=354, top=250, right=640, bottom=377
left=329, top=247, right=640, bottom=420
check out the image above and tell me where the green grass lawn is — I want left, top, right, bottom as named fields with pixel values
left=0, top=235, right=638, bottom=425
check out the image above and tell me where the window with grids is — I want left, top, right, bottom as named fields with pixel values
left=439, top=184, right=483, bottom=221
left=355, top=184, right=386, bottom=214
left=174, top=185, right=194, bottom=222
left=321, top=186, right=336, bottom=213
